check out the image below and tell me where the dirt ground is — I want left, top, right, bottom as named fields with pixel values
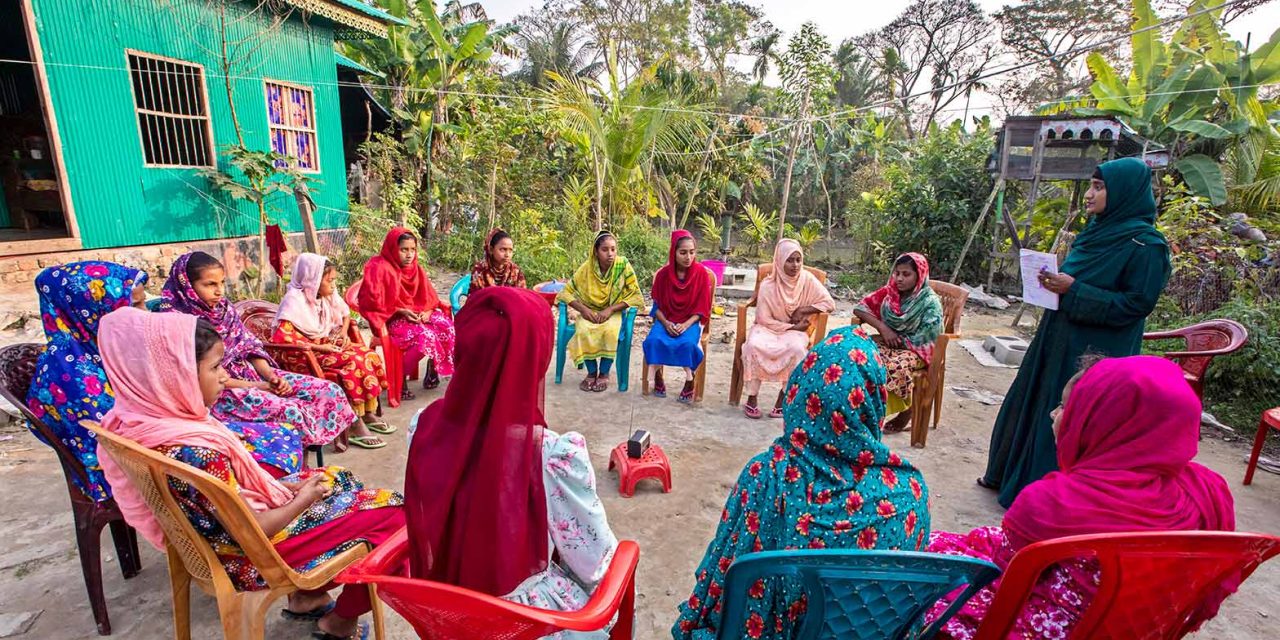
left=1, top=294, right=1277, bottom=639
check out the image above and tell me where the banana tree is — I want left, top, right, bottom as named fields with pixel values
left=1059, top=0, right=1280, bottom=205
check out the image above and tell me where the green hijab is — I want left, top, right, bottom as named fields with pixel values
left=1061, top=157, right=1166, bottom=276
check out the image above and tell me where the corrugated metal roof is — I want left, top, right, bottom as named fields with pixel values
left=277, top=0, right=406, bottom=39
left=334, top=50, right=383, bottom=77
left=326, top=0, right=406, bottom=26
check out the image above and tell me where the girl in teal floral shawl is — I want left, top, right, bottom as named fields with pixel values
left=673, top=326, right=931, bottom=639
left=854, top=252, right=944, bottom=432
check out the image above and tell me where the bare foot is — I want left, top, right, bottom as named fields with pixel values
left=883, top=411, right=911, bottom=433
left=316, top=611, right=359, bottom=638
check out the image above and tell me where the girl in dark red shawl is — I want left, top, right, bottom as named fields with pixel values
left=357, top=228, right=455, bottom=396
left=924, top=355, right=1236, bottom=639
left=468, top=228, right=527, bottom=293
left=642, top=230, right=713, bottom=404
left=405, top=287, right=619, bottom=625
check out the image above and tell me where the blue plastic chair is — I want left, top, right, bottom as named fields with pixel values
left=718, top=550, right=1000, bottom=640
left=554, top=302, right=637, bottom=392
left=145, top=298, right=163, bottom=312
left=449, top=274, right=471, bottom=316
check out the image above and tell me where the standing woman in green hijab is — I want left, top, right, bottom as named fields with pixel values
left=981, top=157, right=1170, bottom=508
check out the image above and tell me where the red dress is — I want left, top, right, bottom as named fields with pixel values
left=270, top=321, right=388, bottom=414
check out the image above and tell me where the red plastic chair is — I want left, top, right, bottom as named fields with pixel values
left=345, top=278, right=421, bottom=408
left=1142, top=320, right=1248, bottom=400
left=973, top=532, right=1280, bottom=640
left=337, top=527, right=640, bottom=640
left=1243, top=407, right=1280, bottom=485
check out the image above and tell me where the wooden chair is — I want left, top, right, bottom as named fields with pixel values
left=728, top=264, right=830, bottom=406
left=1142, top=319, right=1248, bottom=400
left=642, top=266, right=716, bottom=403
left=0, top=344, right=141, bottom=636
left=84, top=422, right=386, bottom=640
left=904, top=280, right=969, bottom=448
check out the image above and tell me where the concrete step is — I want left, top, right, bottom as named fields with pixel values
left=982, top=335, right=1029, bottom=366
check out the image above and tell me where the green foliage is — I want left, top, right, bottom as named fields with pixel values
left=796, top=219, right=823, bottom=249
left=694, top=212, right=722, bottom=248
left=737, top=203, right=778, bottom=256
left=869, top=121, right=995, bottom=282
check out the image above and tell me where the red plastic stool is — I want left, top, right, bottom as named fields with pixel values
left=608, top=443, right=672, bottom=497
left=1244, top=407, right=1280, bottom=485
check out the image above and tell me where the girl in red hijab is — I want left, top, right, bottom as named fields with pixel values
left=357, top=227, right=455, bottom=397
left=642, top=230, right=713, bottom=404
left=924, top=355, right=1236, bottom=639
left=404, top=287, right=619, bottom=629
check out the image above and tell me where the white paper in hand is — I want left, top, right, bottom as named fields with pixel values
left=1019, top=249, right=1060, bottom=310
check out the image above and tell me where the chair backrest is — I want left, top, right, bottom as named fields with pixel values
left=753, top=263, right=828, bottom=299
left=974, top=532, right=1280, bottom=640
left=145, top=298, right=164, bottom=312
left=450, top=274, right=472, bottom=316
left=929, top=280, right=969, bottom=335
left=83, top=421, right=302, bottom=592
left=344, top=278, right=363, bottom=311
left=234, top=299, right=280, bottom=343
left=1154, top=319, right=1248, bottom=381
left=720, top=550, right=1000, bottom=640
left=339, top=528, right=640, bottom=640
left=0, top=343, right=98, bottom=493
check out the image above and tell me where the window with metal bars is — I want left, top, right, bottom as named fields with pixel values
left=127, top=51, right=213, bottom=167
left=264, top=80, right=319, bottom=172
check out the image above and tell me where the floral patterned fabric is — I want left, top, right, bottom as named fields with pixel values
left=271, top=321, right=387, bottom=415
left=26, top=262, right=145, bottom=501
left=158, top=445, right=403, bottom=591
left=674, top=326, right=931, bottom=639
left=923, top=527, right=1099, bottom=640
left=387, top=310, right=456, bottom=377
left=878, top=344, right=926, bottom=405
left=502, top=429, right=618, bottom=640
left=210, top=371, right=355, bottom=448
left=225, top=421, right=304, bottom=476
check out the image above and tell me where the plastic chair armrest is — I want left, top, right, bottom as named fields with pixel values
left=554, top=540, right=640, bottom=630
left=1141, top=329, right=1186, bottom=341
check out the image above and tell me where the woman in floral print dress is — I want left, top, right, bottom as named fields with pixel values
left=406, top=287, right=617, bottom=639
left=273, top=252, right=392, bottom=449
left=924, top=356, right=1236, bottom=639
left=674, top=326, right=931, bottom=639
left=94, top=307, right=403, bottom=640
left=157, top=251, right=357, bottom=450
left=26, top=261, right=301, bottom=500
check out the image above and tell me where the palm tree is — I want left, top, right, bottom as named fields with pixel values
left=511, top=20, right=604, bottom=88
left=748, top=29, right=781, bottom=83
left=833, top=39, right=881, bottom=108
left=541, top=54, right=710, bottom=230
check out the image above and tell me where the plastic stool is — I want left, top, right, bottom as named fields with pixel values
left=608, top=443, right=672, bottom=498
left=1244, top=407, right=1280, bottom=485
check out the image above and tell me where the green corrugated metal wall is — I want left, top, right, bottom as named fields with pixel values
left=29, top=0, right=350, bottom=250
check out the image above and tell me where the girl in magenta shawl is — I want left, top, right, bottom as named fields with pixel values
left=924, top=356, right=1235, bottom=640
left=643, top=230, right=713, bottom=404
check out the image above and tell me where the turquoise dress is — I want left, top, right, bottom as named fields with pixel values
left=982, top=158, right=1171, bottom=507
left=673, top=327, right=931, bottom=639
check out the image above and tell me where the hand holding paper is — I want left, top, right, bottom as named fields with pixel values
left=1019, top=249, right=1061, bottom=310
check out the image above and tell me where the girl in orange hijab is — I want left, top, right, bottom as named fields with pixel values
left=357, top=227, right=455, bottom=397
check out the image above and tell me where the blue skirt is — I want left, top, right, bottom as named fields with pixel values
left=643, top=320, right=704, bottom=369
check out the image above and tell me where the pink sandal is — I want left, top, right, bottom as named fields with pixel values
left=744, top=403, right=763, bottom=419
left=769, top=407, right=783, bottom=419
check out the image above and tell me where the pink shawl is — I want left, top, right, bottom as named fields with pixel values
left=96, top=307, right=294, bottom=550
left=1004, top=356, right=1236, bottom=625
left=276, top=252, right=349, bottom=340
left=755, top=239, right=834, bottom=333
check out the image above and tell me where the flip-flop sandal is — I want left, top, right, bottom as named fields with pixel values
left=347, top=435, right=387, bottom=450
left=652, top=381, right=667, bottom=398
left=312, top=620, right=369, bottom=640
left=592, top=377, right=610, bottom=392
left=363, top=421, right=397, bottom=435
left=579, top=377, right=596, bottom=392
left=677, top=384, right=695, bottom=404
left=281, top=601, right=335, bottom=621
left=399, top=388, right=416, bottom=401
left=769, top=407, right=783, bottom=419
left=744, top=404, right=763, bottom=419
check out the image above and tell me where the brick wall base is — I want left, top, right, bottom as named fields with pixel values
left=0, top=229, right=348, bottom=326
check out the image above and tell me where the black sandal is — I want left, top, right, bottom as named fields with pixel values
left=312, top=620, right=368, bottom=640
left=976, top=477, right=999, bottom=490
left=281, top=602, right=334, bottom=621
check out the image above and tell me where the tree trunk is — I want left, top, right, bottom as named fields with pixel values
left=777, top=128, right=801, bottom=242
left=256, top=200, right=268, bottom=298
left=487, top=160, right=499, bottom=230
left=295, top=182, right=319, bottom=253
left=593, top=156, right=605, bottom=232
left=678, top=130, right=718, bottom=230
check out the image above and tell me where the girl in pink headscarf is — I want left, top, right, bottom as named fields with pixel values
left=923, top=355, right=1236, bottom=640
left=740, top=239, right=834, bottom=419
left=273, top=253, right=392, bottom=449
left=95, top=308, right=404, bottom=640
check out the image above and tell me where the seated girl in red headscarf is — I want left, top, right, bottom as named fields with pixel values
left=405, top=288, right=618, bottom=637
left=357, top=228, right=455, bottom=397
left=642, top=230, right=712, bottom=404
left=468, top=228, right=527, bottom=293
left=923, top=355, right=1236, bottom=640
left=95, top=308, right=404, bottom=640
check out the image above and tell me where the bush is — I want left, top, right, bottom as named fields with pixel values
left=1146, top=297, right=1280, bottom=431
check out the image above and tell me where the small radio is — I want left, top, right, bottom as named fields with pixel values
left=626, top=430, right=651, bottom=458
